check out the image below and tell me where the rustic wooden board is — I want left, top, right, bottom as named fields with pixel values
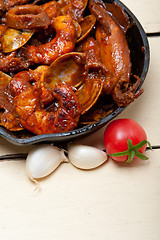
left=122, top=0, right=160, bottom=33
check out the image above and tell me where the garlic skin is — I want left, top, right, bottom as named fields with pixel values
left=68, top=144, right=108, bottom=170
left=26, top=145, right=68, bottom=181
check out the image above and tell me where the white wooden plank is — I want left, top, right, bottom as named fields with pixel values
left=0, top=148, right=159, bottom=240
left=122, top=0, right=160, bottom=33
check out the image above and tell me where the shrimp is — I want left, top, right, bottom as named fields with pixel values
left=26, top=15, right=77, bottom=65
left=29, top=65, right=54, bottom=106
left=10, top=67, right=54, bottom=106
left=0, top=7, right=77, bottom=72
left=11, top=71, right=81, bottom=135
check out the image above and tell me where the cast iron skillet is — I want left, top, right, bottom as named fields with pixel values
left=0, top=0, right=150, bottom=145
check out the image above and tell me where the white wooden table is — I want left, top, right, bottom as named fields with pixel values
left=0, top=1, right=160, bottom=239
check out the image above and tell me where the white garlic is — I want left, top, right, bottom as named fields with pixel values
left=26, top=145, right=68, bottom=182
left=68, top=144, right=108, bottom=170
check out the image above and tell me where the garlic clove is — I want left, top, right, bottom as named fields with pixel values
left=26, top=145, right=68, bottom=181
left=67, top=144, right=108, bottom=170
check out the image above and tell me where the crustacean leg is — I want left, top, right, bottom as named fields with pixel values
left=26, top=15, right=77, bottom=65
left=11, top=71, right=81, bottom=135
left=89, top=0, right=143, bottom=106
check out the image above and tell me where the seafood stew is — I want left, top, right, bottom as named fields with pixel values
left=0, top=0, right=149, bottom=145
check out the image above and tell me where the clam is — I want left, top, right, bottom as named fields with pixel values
left=76, top=79, right=103, bottom=114
left=43, top=51, right=104, bottom=115
left=73, top=20, right=82, bottom=39
left=44, top=52, right=87, bottom=90
left=2, top=28, right=34, bottom=53
left=76, top=15, right=96, bottom=43
left=0, top=71, right=12, bottom=87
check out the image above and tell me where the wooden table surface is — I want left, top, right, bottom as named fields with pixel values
left=0, top=1, right=160, bottom=239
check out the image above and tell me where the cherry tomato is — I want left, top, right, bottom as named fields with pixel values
left=104, top=119, right=149, bottom=162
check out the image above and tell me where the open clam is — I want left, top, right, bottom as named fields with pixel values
left=73, top=20, right=82, bottom=39
left=2, top=28, right=34, bottom=53
left=44, top=52, right=87, bottom=90
left=76, top=15, right=96, bottom=43
left=43, top=51, right=104, bottom=115
left=76, top=78, right=103, bottom=114
left=0, top=71, right=12, bottom=87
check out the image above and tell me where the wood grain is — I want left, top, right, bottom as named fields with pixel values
left=122, top=0, right=160, bottom=33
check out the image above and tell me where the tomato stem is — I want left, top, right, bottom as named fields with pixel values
left=108, top=138, right=152, bottom=163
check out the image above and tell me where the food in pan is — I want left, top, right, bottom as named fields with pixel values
left=0, top=0, right=143, bottom=135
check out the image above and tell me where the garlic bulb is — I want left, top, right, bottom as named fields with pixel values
left=26, top=145, right=68, bottom=182
left=68, top=144, right=108, bottom=170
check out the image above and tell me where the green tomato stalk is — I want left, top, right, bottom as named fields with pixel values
left=108, top=138, right=152, bottom=163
